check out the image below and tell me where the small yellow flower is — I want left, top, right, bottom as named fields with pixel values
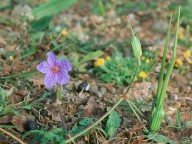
left=183, top=50, right=190, bottom=58
left=61, top=29, right=68, bottom=37
left=95, top=58, right=105, bottom=66
left=139, top=71, right=147, bottom=78
left=178, top=33, right=184, bottom=40
left=145, top=58, right=150, bottom=63
left=141, top=56, right=145, bottom=61
left=134, top=77, right=138, bottom=81
left=174, top=59, right=183, bottom=68
left=9, top=56, right=14, bottom=62
left=105, top=56, right=110, bottom=61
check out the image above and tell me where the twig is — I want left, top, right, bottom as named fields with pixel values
left=0, top=128, right=26, bottom=144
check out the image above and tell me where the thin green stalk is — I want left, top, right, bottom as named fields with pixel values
left=129, top=100, right=145, bottom=118
left=126, top=99, right=148, bottom=133
left=156, top=13, right=172, bottom=102
left=124, top=59, right=140, bottom=95
left=65, top=97, right=124, bottom=143
left=158, top=7, right=180, bottom=108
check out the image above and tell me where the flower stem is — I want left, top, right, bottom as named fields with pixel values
left=56, top=84, right=67, bottom=131
left=124, top=58, right=140, bottom=95
left=65, top=97, right=124, bottom=143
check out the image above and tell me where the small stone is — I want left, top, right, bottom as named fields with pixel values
left=168, top=94, right=179, bottom=102
left=77, top=81, right=90, bottom=93
left=186, top=121, right=192, bottom=128
left=64, top=83, right=73, bottom=91
left=179, top=98, right=188, bottom=106
left=24, top=120, right=38, bottom=131
left=89, top=85, right=99, bottom=94
left=97, top=87, right=106, bottom=97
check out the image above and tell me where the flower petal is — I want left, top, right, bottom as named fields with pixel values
left=47, top=52, right=59, bottom=67
left=44, top=72, right=57, bottom=88
left=59, top=59, right=72, bottom=71
left=56, top=70, right=70, bottom=85
left=37, top=61, right=50, bottom=73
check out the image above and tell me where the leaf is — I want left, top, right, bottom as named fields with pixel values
left=79, top=50, right=103, bottom=64
left=32, top=0, right=76, bottom=19
left=147, top=133, right=176, bottom=144
left=79, top=117, right=94, bottom=126
left=15, top=70, right=37, bottom=78
left=176, top=109, right=181, bottom=128
left=105, top=108, right=121, bottom=137
left=30, top=16, right=52, bottom=31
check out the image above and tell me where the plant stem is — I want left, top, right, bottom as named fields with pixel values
left=56, top=84, right=67, bottom=131
left=65, top=97, right=124, bottom=143
left=124, top=58, right=140, bottom=95
left=126, top=99, right=148, bottom=133
left=0, top=128, right=26, bottom=144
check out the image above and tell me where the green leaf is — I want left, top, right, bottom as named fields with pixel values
left=15, top=70, right=37, bottom=78
left=30, top=16, right=52, bottom=31
left=176, top=109, right=181, bottom=128
left=147, top=133, right=176, bottom=144
left=105, top=108, right=121, bottom=137
left=32, top=0, right=76, bottom=19
left=79, top=117, right=94, bottom=126
left=79, top=50, right=103, bottom=64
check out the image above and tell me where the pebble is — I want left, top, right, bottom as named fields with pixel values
left=24, top=120, right=38, bottom=131
left=89, top=85, right=99, bottom=94
left=77, top=81, right=90, bottom=93
left=186, top=121, right=192, bottom=128
left=97, top=87, right=106, bottom=97
left=179, top=98, right=188, bottom=106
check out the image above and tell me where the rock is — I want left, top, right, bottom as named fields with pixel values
left=97, top=87, right=106, bottom=97
left=152, top=20, right=169, bottom=33
left=89, top=85, right=99, bottom=95
left=186, top=121, right=192, bottom=128
left=24, top=120, right=38, bottom=131
left=77, top=81, right=90, bottom=93
left=179, top=98, right=188, bottom=106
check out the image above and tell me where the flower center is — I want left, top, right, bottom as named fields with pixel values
left=52, top=66, right=59, bottom=72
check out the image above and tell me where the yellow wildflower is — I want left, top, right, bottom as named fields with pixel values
left=134, top=77, right=138, bottom=81
left=9, top=56, right=14, bottom=62
left=141, top=56, right=145, bottom=61
left=139, top=71, right=147, bottom=78
left=174, top=59, right=183, bottom=68
left=61, top=29, right=68, bottom=37
left=183, top=50, right=190, bottom=58
left=105, top=56, right=110, bottom=61
left=95, top=58, right=105, bottom=66
left=145, top=58, right=150, bottom=63
left=178, top=33, right=184, bottom=40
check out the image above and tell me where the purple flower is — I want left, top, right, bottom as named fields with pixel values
left=37, top=52, right=72, bottom=88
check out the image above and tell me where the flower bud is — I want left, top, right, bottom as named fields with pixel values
left=131, top=35, right=142, bottom=58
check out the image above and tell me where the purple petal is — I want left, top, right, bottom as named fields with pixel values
left=44, top=72, right=57, bottom=88
left=37, top=61, right=50, bottom=73
left=47, top=52, right=59, bottom=67
left=56, top=70, right=70, bottom=85
left=59, top=59, right=72, bottom=71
